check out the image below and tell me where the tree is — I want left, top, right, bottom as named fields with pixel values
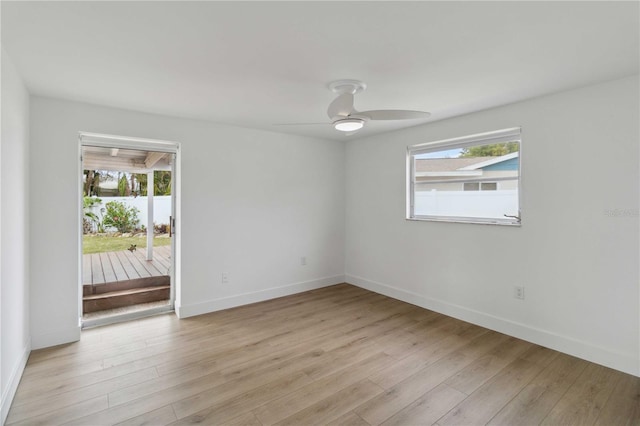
left=83, top=170, right=102, bottom=196
left=83, top=170, right=119, bottom=196
left=460, top=142, right=519, bottom=157
left=133, top=171, right=172, bottom=196
left=118, top=173, right=131, bottom=196
left=154, top=171, right=172, bottom=195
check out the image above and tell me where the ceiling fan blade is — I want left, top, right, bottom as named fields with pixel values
left=327, top=93, right=354, bottom=119
left=272, top=122, right=330, bottom=126
left=358, top=110, right=430, bottom=120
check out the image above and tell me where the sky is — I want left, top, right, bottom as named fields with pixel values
left=415, top=148, right=463, bottom=159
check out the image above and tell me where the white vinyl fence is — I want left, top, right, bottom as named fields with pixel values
left=85, top=196, right=172, bottom=231
left=414, top=190, right=518, bottom=219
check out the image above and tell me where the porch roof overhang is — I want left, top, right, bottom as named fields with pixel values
left=82, top=146, right=172, bottom=173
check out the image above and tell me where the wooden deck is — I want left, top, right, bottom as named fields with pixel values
left=83, top=245, right=172, bottom=285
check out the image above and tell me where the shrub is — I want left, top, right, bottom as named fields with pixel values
left=82, top=196, right=102, bottom=234
left=102, top=201, right=140, bottom=233
left=154, top=223, right=169, bottom=234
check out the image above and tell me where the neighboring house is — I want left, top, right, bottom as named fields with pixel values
left=415, top=152, right=519, bottom=191
left=84, top=177, right=120, bottom=196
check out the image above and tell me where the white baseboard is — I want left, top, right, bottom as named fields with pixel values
left=31, top=326, right=81, bottom=350
left=346, top=273, right=639, bottom=377
left=1, top=342, right=31, bottom=424
left=176, top=275, right=345, bottom=318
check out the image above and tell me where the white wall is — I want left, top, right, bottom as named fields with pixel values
left=1, top=48, right=31, bottom=423
left=30, top=97, right=345, bottom=348
left=19, top=69, right=640, bottom=387
left=345, top=75, right=639, bottom=376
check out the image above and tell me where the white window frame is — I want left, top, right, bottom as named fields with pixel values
left=463, top=181, right=498, bottom=191
left=406, top=127, right=522, bottom=226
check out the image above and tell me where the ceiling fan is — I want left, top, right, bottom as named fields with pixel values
left=275, top=80, right=431, bottom=134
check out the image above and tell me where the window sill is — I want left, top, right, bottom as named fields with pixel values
left=406, top=216, right=521, bottom=226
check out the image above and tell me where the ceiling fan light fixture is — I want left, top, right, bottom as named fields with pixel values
left=334, top=118, right=364, bottom=132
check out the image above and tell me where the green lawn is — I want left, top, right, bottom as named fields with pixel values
left=83, top=234, right=171, bottom=254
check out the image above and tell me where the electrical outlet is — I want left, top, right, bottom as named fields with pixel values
left=222, top=272, right=229, bottom=284
left=300, top=256, right=307, bottom=266
left=513, top=286, right=525, bottom=300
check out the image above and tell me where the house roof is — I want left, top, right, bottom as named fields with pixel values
left=415, top=157, right=493, bottom=172
left=458, top=152, right=519, bottom=170
left=415, top=152, right=519, bottom=173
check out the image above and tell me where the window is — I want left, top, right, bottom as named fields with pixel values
left=463, top=182, right=497, bottom=191
left=407, top=128, right=521, bottom=225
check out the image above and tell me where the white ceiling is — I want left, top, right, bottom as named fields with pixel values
left=2, top=1, right=638, bottom=141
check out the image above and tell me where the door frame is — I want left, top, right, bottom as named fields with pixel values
left=78, top=132, right=180, bottom=328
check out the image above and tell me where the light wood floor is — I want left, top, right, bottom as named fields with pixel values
left=7, top=284, right=639, bottom=425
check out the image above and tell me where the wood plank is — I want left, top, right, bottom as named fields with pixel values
left=169, top=347, right=345, bottom=420
left=83, top=253, right=92, bottom=285
left=91, top=276, right=169, bottom=295
left=100, top=252, right=118, bottom=283
left=326, top=411, right=370, bottom=426
left=19, top=357, right=103, bottom=381
left=132, top=248, right=166, bottom=276
left=355, top=332, right=507, bottom=425
left=84, top=286, right=170, bottom=300
left=90, top=253, right=105, bottom=284
left=149, top=245, right=172, bottom=272
left=274, top=379, right=384, bottom=426
left=380, top=383, right=467, bottom=426
left=114, top=405, right=177, bottom=426
left=223, top=411, right=264, bottom=426
left=488, top=353, right=588, bottom=425
left=115, top=250, right=140, bottom=279
left=594, top=374, right=640, bottom=426
left=124, top=249, right=152, bottom=278
left=13, top=354, right=152, bottom=403
left=109, top=346, right=276, bottom=408
left=107, top=251, right=130, bottom=281
left=6, top=368, right=157, bottom=424
left=368, top=324, right=488, bottom=389
left=437, top=357, right=547, bottom=425
left=168, top=372, right=313, bottom=425
left=254, top=353, right=394, bottom=425
left=8, top=395, right=109, bottom=426
left=83, top=286, right=170, bottom=312
left=444, top=336, right=534, bottom=395
left=540, top=363, right=625, bottom=425
left=146, top=247, right=168, bottom=275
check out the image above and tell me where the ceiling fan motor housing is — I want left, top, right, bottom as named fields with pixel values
left=328, top=79, right=367, bottom=95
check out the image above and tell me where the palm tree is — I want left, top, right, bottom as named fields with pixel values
left=133, top=171, right=172, bottom=196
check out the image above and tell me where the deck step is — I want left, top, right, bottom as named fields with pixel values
left=83, top=275, right=170, bottom=296
left=83, top=285, right=170, bottom=313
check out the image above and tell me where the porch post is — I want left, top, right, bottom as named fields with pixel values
left=146, top=171, right=154, bottom=261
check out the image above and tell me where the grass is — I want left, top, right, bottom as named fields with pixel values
left=83, top=234, right=171, bottom=254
